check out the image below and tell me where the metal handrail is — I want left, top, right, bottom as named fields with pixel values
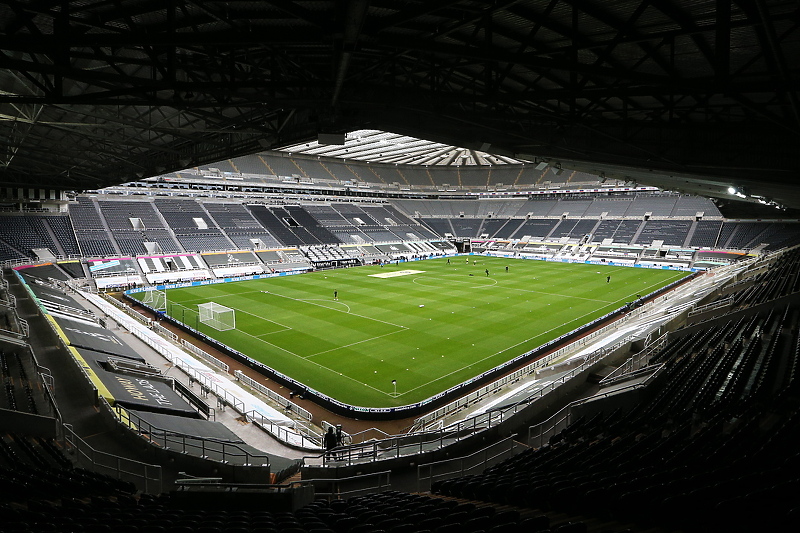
left=115, top=405, right=272, bottom=466
left=416, top=434, right=520, bottom=492
left=62, top=423, right=163, bottom=494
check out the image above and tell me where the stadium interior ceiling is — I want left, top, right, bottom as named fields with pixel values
left=0, top=1, right=799, bottom=208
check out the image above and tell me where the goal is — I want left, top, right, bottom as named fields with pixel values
left=198, top=302, right=236, bottom=331
left=141, top=289, right=166, bottom=312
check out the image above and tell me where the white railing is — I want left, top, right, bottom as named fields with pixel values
left=89, top=293, right=320, bottom=450
left=181, top=339, right=230, bottom=373
left=688, top=296, right=734, bottom=317
left=99, top=292, right=151, bottom=326
left=18, top=317, right=29, bottom=337
left=234, top=370, right=311, bottom=420
left=246, top=409, right=322, bottom=450
left=598, top=332, right=669, bottom=386
left=152, top=322, right=178, bottom=341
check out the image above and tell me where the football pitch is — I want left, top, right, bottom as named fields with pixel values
left=134, top=257, right=689, bottom=407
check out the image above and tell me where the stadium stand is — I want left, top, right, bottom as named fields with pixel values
left=153, top=198, right=234, bottom=253
left=549, top=199, right=591, bottom=217
left=671, top=195, right=719, bottom=216
left=625, top=193, right=679, bottom=216
left=262, top=154, right=303, bottom=177
left=202, top=202, right=282, bottom=249
left=4, top=192, right=800, bottom=532
left=582, top=197, right=632, bottom=217
left=284, top=206, right=341, bottom=244
left=688, top=220, right=723, bottom=248
left=329, top=227, right=373, bottom=244
left=634, top=220, right=693, bottom=246
left=721, top=221, right=773, bottom=249
left=731, top=248, right=800, bottom=307
left=70, top=197, right=119, bottom=257
left=549, top=219, right=598, bottom=240
left=43, top=216, right=80, bottom=256
left=303, top=204, right=352, bottom=227
left=0, top=215, right=71, bottom=259
left=97, top=199, right=166, bottom=231
left=270, top=206, right=323, bottom=245
left=513, top=218, right=560, bottom=240
left=515, top=199, right=560, bottom=217
left=419, top=218, right=454, bottom=238
left=296, top=158, right=339, bottom=181
left=331, top=203, right=381, bottom=226
left=247, top=204, right=307, bottom=246
left=96, top=200, right=182, bottom=255
left=449, top=219, right=481, bottom=239
left=762, top=223, right=800, bottom=251
left=476, top=218, right=513, bottom=239
left=431, top=303, right=800, bottom=531
left=0, top=348, right=43, bottom=414
left=397, top=166, right=431, bottom=186
left=230, top=154, right=271, bottom=175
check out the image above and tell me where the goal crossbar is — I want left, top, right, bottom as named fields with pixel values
left=198, top=302, right=236, bottom=331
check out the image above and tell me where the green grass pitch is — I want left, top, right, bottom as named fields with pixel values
left=134, top=256, right=689, bottom=407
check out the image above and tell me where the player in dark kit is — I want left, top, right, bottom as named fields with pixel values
left=334, top=290, right=338, bottom=300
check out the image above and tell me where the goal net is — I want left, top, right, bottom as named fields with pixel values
left=198, top=302, right=236, bottom=331
left=141, top=289, right=166, bottom=312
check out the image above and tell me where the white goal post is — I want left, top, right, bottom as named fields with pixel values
left=198, top=302, right=236, bottom=331
left=141, top=289, right=166, bottom=312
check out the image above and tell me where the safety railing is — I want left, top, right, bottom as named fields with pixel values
left=302, top=470, right=393, bottom=500
left=234, top=369, right=310, bottom=420
left=182, top=339, right=230, bottom=373
left=409, top=280, right=685, bottom=432
left=416, top=434, right=521, bottom=492
left=527, top=366, right=664, bottom=448
left=18, top=317, right=29, bottom=337
left=598, top=332, right=668, bottom=386
left=63, top=422, right=163, bottom=494
left=152, top=321, right=178, bottom=341
left=246, top=409, right=322, bottom=450
left=687, top=296, right=734, bottom=317
left=312, top=334, right=634, bottom=468
left=88, top=290, right=322, bottom=451
left=304, top=426, right=478, bottom=467
left=114, top=405, right=271, bottom=466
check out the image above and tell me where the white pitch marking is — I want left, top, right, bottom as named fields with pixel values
left=306, top=330, right=406, bottom=358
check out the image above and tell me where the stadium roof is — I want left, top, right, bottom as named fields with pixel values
left=0, top=1, right=799, bottom=206
left=279, top=130, right=526, bottom=166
